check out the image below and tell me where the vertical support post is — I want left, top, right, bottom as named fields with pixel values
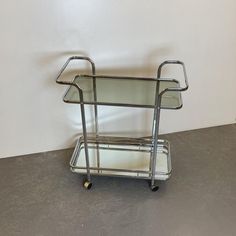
left=150, top=99, right=162, bottom=187
left=79, top=90, right=91, bottom=182
left=91, top=63, right=100, bottom=173
left=150, top=80, right=161, bottom=188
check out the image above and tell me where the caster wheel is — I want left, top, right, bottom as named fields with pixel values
left=148, top=181, right=159, bottom=192
left=83, top=181, right=92, bottom=190
left=151, top=185, right=159, bottom=192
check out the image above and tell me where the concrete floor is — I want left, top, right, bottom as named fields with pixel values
left=0, top=124, right=236, bottom=236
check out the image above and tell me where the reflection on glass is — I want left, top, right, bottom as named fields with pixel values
left=64, top=76, right=182, bottom=109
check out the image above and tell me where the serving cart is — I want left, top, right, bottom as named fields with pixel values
left=56, top=56, right=189, bottom=191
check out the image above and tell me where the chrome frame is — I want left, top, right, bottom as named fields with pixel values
left=56, top=57, right=188, bottom=190
left=70, top=136, right=171, bottom=181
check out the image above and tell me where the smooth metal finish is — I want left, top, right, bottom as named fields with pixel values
left=90, top=60, right=100, bottom=173
left=56, top=56, right=96, bottom=182
left=56, top=57, right=189, bottom=190
left=150, top=60, right=189, bottom=188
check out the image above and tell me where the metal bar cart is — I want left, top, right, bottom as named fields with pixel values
left=56, top=56, right=189, bottom=191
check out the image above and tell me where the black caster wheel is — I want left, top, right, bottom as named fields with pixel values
left=151, top=185, right=159, bottom=192
left=148, top=181, right=159, bottom=192
left=83, top=180, right=92, bottom=190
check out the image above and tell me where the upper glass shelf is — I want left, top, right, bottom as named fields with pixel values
left=63, top=75, right=183, bottom=109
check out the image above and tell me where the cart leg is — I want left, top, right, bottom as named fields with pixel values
left=80, top=103, right=92, bottom=189
left=149, top=82, right=161, bottom=192
left=150, top=106, right=160, bottom=192
left=92, top=76, right=100, bottom=173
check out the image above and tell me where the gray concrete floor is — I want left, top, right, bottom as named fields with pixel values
left=0, top=124, right=236, bottom=236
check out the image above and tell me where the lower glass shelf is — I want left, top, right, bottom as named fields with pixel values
left=70, top=136, right=172, bottom=181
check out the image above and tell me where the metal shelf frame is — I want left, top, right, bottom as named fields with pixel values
left=56, top=56, right=188, bottom=191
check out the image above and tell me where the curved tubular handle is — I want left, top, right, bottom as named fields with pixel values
left=56, top=56, right=95, bottom=86
left=157, top=60, right=189, bottom=95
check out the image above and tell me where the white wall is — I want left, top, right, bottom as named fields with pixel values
left=1, top=0, right=236, bottom=158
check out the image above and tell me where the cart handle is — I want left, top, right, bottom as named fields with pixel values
left=56, top=56, right=95, bottom=86
left=157, top=60, right=189, bottom=95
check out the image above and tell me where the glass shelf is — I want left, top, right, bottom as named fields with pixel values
left=70, top=137, right=171, bottom=181
left=63, top=75, right=183, bottom=109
